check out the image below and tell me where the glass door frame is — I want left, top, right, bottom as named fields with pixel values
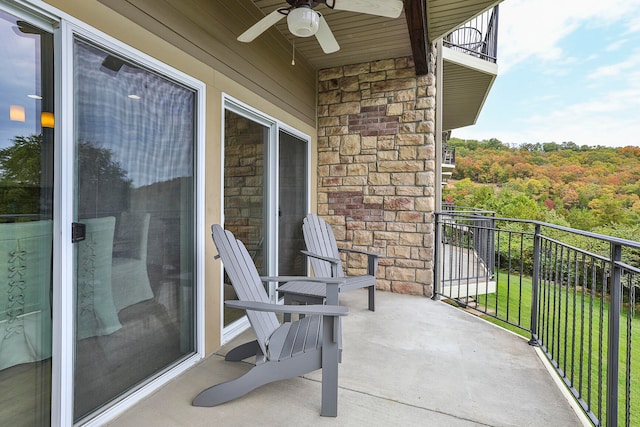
left=221, top=94, right=311, bottom=343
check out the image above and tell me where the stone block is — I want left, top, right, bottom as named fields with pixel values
left=415, top=197, right=435, bottom=212
left=397, top=186, right=423, bottom=196
left=386, top=266, right=415, bottom=281
left=359, top=71, right=386, bottom=83
left=396, top=134, right=424, bottom=146
left=378, top=150, right=399, bottom=161
left=347, top=163, right=368, bottom=176
left=330, top=164, right=347, bottom=176
left=391, top=172, right=415, bottom=186
left=384, top=197, right=414, bottom=211
left=318, top=151, right=340, bottom=165
left=391, top=282, right=423, bottom=296
left=394, top=89, right=416, bottom=102
left=329, top=102, right=360, bottom=116
left=319, top=90, right=342, bottom=105
left=342, top=90, right=362, bottom=102
left=401, top=110, right=425, bottom=123
left=344, top=62, right=370, bottom=76
left=416, top=172, right=434, bottom=186
left=397, top=211, right=423, bottom=223
left=372, top=78, right=416, bottom=93
left=387, top=245, right=411, bottom=259
left=319, top=67, right=343, bottom=80
left=319, top=116, right=340, bottom=127
left=353, top=230, right=373, bottom=245
left=417, top=120, right=434, bottom=133
left=343, top=176, right=367, bottom=186
left=340, top=134, right=361, bottom=155
left=387, top=103, right=404, bottom=116
left=378, top=160, right=423, bottom=172
left=399, top=232, right=422, bottom=246
left=371, top=58, right=396, bottom=72
left=367, top=185, right=393, bottom=196
left=340, top=76, right=360, bottom=91
left=361, top=136, right=378, bottom=149
left=399, top=146, right=417, bottom=160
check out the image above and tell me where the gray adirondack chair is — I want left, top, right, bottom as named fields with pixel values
left=192, top=225, right=348, bottom=417
left=278, top=214, right=379, bottom=313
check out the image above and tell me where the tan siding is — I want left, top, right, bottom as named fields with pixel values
left=99, top=0, right=317, bottom=127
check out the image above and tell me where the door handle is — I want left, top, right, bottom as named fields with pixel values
left=71, top=222, right=86, bottom=243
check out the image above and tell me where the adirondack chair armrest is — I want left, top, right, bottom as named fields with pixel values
left=339, top=247, right=381, bottom=258
left=225, top=300, right=348, bottom=317
left=260, top=275, right=344, bottom=285
left=300, top=250, right=341, bottom=266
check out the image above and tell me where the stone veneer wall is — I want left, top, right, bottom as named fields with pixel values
left=317, top=55, right=436, bottom=297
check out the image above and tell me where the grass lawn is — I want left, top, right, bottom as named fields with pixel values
left=470, top=271, right=640, bottom=426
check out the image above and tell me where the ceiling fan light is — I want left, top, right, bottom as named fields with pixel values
left=287, top=7, right=319, bottom=37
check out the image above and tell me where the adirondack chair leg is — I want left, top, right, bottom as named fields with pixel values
left=283, top=294, right=293, bottom=322
left=225, top=340, right=260, bottom=361
left=320, top=316, right=339, bottom=417
left=368, top=285, right=375, bottom=312
left=192, top=350, right=321, bottom=408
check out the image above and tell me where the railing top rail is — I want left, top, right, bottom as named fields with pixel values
left=435, top=211, right=640, bottom=250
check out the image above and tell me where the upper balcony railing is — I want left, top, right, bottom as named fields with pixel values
left=443, top=6, right=499, bottom=63
left=442, top=143, right=456, bottom=166
left=434, top=210, right=640, bottom=426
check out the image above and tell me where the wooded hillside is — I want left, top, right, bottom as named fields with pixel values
left=443, top=138, right=640, bottom=237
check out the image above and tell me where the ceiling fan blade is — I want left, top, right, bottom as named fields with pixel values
left=237, top=9, right=286, bottom=43
left=330, top=0, right=403, bottom=18
left=315, top=14, right=340, bottom=54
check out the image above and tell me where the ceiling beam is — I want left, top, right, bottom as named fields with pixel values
left=403, top=0, right=430, bottom=75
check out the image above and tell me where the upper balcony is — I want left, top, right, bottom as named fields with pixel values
left=442, top=142, right=456, bottom=182
left=440, top=6, right=500, bottom=131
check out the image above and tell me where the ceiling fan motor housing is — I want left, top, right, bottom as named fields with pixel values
left=287, top=6, right=320, bottom=37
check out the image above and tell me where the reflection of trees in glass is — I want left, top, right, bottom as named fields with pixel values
left=0, top=134, right=132, bottom=220
left=0, top=134, right=43, bottom=220
left=77, top=141, right=132, bottom=218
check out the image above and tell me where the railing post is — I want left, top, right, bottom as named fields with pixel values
left=433, top=212, right=441, bottom=300
left=606, top=243, right=622, bottom=427
left=529, top=223, right=541, bottom=346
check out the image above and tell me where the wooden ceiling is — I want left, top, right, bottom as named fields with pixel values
left=246, top=0, right=413, bottom=70
left=245, top=0, right=501, bottom=72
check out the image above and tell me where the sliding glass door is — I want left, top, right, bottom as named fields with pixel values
left=0, top=9, right=54, bottom=426
left=223, top=102, right=309, bottom=330
left=278, top=130, right=308, bottom=277
left=72, top=38, right=197, bottom=421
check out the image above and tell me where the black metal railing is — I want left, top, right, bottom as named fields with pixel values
left=434, top=211, right=640, bottom=426
left=443, top=6, right=499, bottom=63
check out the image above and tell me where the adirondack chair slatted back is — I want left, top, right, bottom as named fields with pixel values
left=302, top=215, right=344, bottom=278
left=211, top=225, right=279, bottom=356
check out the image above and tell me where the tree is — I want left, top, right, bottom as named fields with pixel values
left=0, top=134, right=42, bottom=184
left=0, top=135, right=46, bottom=219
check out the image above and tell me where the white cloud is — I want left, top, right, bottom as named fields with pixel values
left=587, top=52, right=640, bottom=80
left=498, top=0, right=640, bottom=73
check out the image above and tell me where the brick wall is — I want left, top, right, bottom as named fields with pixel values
left=317, top=55, right=436, bottom=297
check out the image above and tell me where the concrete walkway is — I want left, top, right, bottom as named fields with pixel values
left=107, top=290, right=585, bottom=426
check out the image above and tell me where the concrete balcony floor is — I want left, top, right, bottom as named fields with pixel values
left=107, top=290, right=585, bottom=426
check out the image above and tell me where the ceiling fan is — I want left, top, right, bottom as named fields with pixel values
left=237, top=0, right=404, bottom=54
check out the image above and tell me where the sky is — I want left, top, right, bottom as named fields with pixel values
left=453, top=0, right=640, bottom=148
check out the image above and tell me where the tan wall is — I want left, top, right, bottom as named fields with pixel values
left=44, top=0, right=317, bottom=354
left=317, top=56, right=437, bottom=297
